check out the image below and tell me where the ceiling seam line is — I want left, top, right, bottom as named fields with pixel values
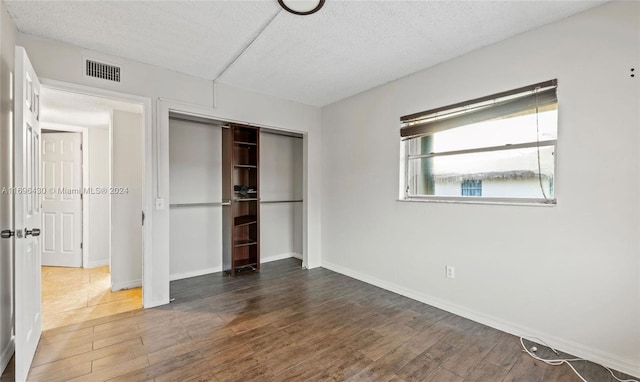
left=213, top=8, right=283, bottom=83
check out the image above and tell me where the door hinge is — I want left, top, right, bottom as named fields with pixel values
left=80, top=143, right=83, bottom=150
left=80, top=193, right=83, bottom=200
left=80, top=242, right=83, bottom=249
left=142, top=211, right=145, bottom=226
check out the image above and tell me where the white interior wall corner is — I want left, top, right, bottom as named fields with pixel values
left=319, top=1, right=640, bottom=377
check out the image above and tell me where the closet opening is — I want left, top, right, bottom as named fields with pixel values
left=168, top=113, right=303, bottom=285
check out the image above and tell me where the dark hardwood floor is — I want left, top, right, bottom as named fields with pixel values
left=2, top=258, right=635, bottom=381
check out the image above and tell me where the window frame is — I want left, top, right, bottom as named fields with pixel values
left=399, top=80, right=558, bottom=206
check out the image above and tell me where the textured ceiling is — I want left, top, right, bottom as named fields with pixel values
left=41, top=88, right=142, bottom=128
left=5, top=0, right=606, bottom=106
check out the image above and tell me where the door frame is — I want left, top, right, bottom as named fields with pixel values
left=40, top=123, right=90, bottom=268
left=41, top=78, right=154, bottom=307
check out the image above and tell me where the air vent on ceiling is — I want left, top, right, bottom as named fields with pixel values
left=85, top=59, right=121, bottom=82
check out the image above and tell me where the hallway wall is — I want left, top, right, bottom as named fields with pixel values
left=87, top=126, right=110, bottom=267
left=111, top=110, right=143, bottom=290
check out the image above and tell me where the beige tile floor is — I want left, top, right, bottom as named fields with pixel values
left=41, top=266, right=142, bottom=331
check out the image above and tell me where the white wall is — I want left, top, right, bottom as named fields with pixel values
left=87, top=126, right=110, bottom=267
left=169, top=119, right=222, bottom=280
left=0, top=1, right=16, bottom=375
left=321, top=1, right=639, bottom=377
left=260, top=132, right=303, bottom=261
left=111, top=110, right=143, bottom=290
left=18, top=33, right=322, bottom=307
left=260, top=133, right=303, bottom=200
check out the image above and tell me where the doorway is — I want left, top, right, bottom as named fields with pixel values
left=41, top=131, right=83, bottom=268
left=38, top=87, right=144, bottom=330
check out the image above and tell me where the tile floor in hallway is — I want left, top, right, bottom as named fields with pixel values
left=41, top=266, right=142, bottom=331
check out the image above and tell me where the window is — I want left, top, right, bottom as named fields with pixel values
left=461, top=180, right=482, bottom=196
left=400, top=80, right=558, bottom=204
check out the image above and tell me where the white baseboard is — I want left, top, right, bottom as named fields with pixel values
left=84, top=259, right=109, bottom=268
left=111, top=279, right=142, bottom=292
left=0, top=336, right=14, bottom=376
left=321, top=260, right=640, bottom=379
left=261, top=252, right=302, bottom=264
left=170, top=266, right=222, bottom=281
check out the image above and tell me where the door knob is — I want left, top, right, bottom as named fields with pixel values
left=25, top=228, right=40, bottom=237
left=0, top=230, right=14, bottom=239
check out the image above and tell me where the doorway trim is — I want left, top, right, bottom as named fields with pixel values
left=40, top=123, right=90, bottom=268
left=41, top=78, right=154, bottom=308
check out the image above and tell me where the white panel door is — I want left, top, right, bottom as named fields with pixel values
left=14, top=46, right=42, bottom=382
left=41, top=133, right=82, bottom=267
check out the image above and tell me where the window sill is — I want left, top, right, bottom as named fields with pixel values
left=397, top=197, right=557, bottom=207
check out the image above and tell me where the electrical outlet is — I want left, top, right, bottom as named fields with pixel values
left=445, top=265, right=455, bottom=279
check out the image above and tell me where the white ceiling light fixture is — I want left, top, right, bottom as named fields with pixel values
left=278, top=0, right=325, bottom=16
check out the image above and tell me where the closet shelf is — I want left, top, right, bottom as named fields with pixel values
left=233, top=259, right=258, bottom=268
left=260, top=200, right=303, bottom=204
left=234, top=141, right=257, bottom=146
left=234, top=239, right=258, bottom=247
left=235, top=215, right=257, bottom=226
left=224, top=124, right=261, bottom=276
left=169, top=202, right=221, bottom=208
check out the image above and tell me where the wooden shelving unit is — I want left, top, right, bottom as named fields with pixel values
left=222, top=124, right=260, bottom=275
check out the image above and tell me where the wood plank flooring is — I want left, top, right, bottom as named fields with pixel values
left=41, top=266, right=142, bottom=331
left=2, top=258, right=635, bottom=381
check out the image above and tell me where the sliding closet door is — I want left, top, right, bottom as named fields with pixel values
left=169, top=119, right=222, bottom=280
left=260, top=133, right=303, bottom=262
